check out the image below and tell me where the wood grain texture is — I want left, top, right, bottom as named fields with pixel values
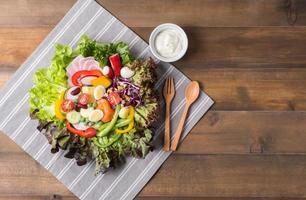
left=1, top=153, right=306, bottom=198
left=178, top=111, right=306, bottom=154
left=2, top=0, right=306, bottom=27
left=141, top=155, right=306, bottom=197
left=133, top=27, right=306, bottom=68
left=0, top=0, right=75, bottom=27
left=98, top=0, right=296, bottom=27
left=0, top=27, right=50, bottom=69
left=193, top=68, right=306, bottom=111
left=3, top=27, right=306, bottom=70
left=8, top=196, right=289, bottom=200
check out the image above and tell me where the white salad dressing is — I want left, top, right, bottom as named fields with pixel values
left=154, top=29, right=182, bottom=58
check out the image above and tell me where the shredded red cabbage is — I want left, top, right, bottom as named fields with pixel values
left=113, top=78, right=143, bottom=107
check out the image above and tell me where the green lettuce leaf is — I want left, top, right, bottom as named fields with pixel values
left=34, top=118, right=92, bottom=166
left=76, top=35, right=134, bottom=66
left=29, top=44, right=75, bottom=125
left=128, top=58, right=157, bottom=86
left=126, top=59, right=160, bottom=127
left=92, top=128, right=153, bottom=174
left=76, top=35, right=96, bottom=57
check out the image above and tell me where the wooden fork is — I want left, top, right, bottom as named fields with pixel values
left=163, top=77, right=175, bottom=151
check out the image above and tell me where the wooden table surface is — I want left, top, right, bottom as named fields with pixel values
left=1, top=0, right=306, bottom=199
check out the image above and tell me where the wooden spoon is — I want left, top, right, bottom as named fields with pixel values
left=170, top=81, right=200, bottom=151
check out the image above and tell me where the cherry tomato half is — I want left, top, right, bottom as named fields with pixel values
left=61, top=100, right=75, bottom=112
left=78, top=93, right=91, bottom=105
left=108, top=92, right=121, bottom=106
left=84, top=127, right=97, bottom=138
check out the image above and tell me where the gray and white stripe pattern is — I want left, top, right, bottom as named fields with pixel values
left=0, top=0, right=214, bottom=200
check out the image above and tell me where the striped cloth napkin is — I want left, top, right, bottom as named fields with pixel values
left=0, top=0, right=214, bottom=199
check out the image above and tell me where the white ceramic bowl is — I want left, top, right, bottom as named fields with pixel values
left=149, top=23, right=188, bottom=63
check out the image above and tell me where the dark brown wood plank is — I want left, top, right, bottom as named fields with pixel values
left=0, top=197, right=77, bottom=200
left=141, top=155, right=306, bottom=198
left=2, top=153, right=306, bottom=198
left=0, top=197, right=304, bottom=200
left=2, top=111, right=306, bottom=155
left=178, top=111, right=306, bottom=154
left=0, top=70, right=11, bottom=87
left=138, top=198, right=306, bottom=200
left=2, top=196, right=304, bottom=200
left=2, top=27, right=306, bottom=70
left=98, top=0, right=296, bottom=27
left=2, top=0, right=306, bottom=27
left=194, top=68, right=306, bottom=111
left=134, top=27, right=306, bottom=68
left=2, top=67, right=306, bottom=111
left=130, top=198, right=306, bottom=200
left=0, top=27, right=50, bottom=69
left=0, top=133, right=23, bottom=153
left=0, top=0, right=75, bottom=27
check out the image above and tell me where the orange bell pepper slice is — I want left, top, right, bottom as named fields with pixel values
left=96, top=99, right=114, bottom=123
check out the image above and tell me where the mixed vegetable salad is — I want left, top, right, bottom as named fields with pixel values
left=29, top=35, right=160, bottom=173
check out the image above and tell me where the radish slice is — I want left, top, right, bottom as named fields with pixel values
left=66, top=56, right=102, bottom=86
left=66, top=55, right=84, bottom=77
left=79, top=57, right=96, bottom=68
left=84, top=59, right=100, bottom=68
left=80, top=76, right=98, bottom=85
left=65, top=86, right=81, bottom=101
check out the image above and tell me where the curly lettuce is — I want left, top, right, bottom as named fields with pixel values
left=126, top=59, right=160, bottom=127
left=77, top=35, right=134, bottom=66
left=29, top=44, right=74, bottom=125
left=128, top=59, right=157, bottom=86
left=34, top=118, right=92, bottom=166
left=92, top=128, right=153, bottom=174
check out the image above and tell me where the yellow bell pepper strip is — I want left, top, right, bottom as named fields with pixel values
left=91, top=76, right=112, bottom=88
left=115, top=107, right=135, bottom=134
left=54, top=90, right=66, bottom=120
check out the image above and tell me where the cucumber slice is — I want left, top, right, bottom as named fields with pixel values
left=66, top=111, right=81, bottom=124
left=80, top=107, right=93, bottom=118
